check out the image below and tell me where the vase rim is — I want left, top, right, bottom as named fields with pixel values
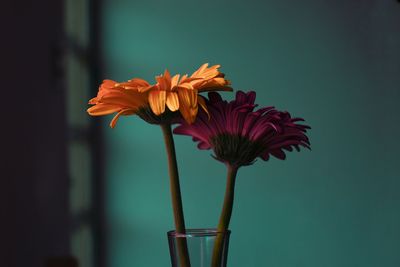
left=167, top=228, right=231, bottom=238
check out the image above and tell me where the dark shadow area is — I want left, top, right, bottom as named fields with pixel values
left=0, top=0, right=104, bottom=266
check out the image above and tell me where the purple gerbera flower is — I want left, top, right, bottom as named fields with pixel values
left=174, top=91, right=310, bottom=168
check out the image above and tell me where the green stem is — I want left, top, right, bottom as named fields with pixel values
left=161, top=124, right=191, bottom=267
left=212, top=165, right=239, bottom=267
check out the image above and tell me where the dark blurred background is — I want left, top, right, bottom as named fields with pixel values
left=1, top=0, right=399, bottom=267
left=1, top=0, right=104, bottom=267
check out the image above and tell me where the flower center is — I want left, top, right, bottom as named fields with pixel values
left=137, top=107, right=179, bottom=125
left=210, top=133, right=266, bottom=167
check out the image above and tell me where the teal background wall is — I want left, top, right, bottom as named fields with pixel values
left=100, top=0, right=400, bottom=266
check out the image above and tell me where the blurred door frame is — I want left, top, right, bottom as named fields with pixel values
left=65, top=0, right=105, bottom=267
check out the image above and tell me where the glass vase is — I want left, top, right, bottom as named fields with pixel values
left=167, top=229, right=231, bottom=267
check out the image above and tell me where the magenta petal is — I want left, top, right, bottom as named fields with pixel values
left=270, top=149, right=286, bottom=160
left=173, top=90, right=310, bottom=167
left=260, top=151, right=270, bottom=161
left=198, top=142, right=211, bottom=149
left=208, top=92, right=223, bottom=103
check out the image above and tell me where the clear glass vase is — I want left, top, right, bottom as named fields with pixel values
left=167, top=229, right=231, bottom=267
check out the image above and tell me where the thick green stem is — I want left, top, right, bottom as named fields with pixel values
left=161, top=124, right=191, bottom=267
left=212, top=165, right=239, bottom=267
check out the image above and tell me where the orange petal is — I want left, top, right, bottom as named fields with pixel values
left=166, top=92, right=179, bottom=111
left=101, top=92, right=147, bottom=108
left=171, top=74, right=180, bottom=88
left=198, top=95, right=210, bottom=119
left=156, top=69, right=171, bottom=91
left=180, top=74, right=188, bottom=83
left=148, top=90, right=166, bottom=115
left=101, top=79, right=118, bottom=90
left=177, top=82, right=194, bottom=90
left=195, top=77, right=232, bottom=92
left=138, top=84, right=157, bottom=93
left=191, top=63, right=209, bottom=78
left=117, top=78, right=151, bottom=92
left=197, top=85, right=232, bottom=92
left=191, top=63, right=223, bottom=80
left=87, top=104, right=122, bottom=116
left=164, top=69, right=171, bottom=79
left=127, top=78, right=150, bottom=87
left=178, top=88, right=198, bottom=124
left=88, top=97, right=99, bottom=104
left=110, top=108, right=136, bottom=128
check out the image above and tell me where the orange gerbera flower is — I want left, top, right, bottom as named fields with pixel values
left=87, top=63, right=231, bottom=127
left=87, top=79, right=150, bottom=128
left=143, top=63, right=232, bottom=124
